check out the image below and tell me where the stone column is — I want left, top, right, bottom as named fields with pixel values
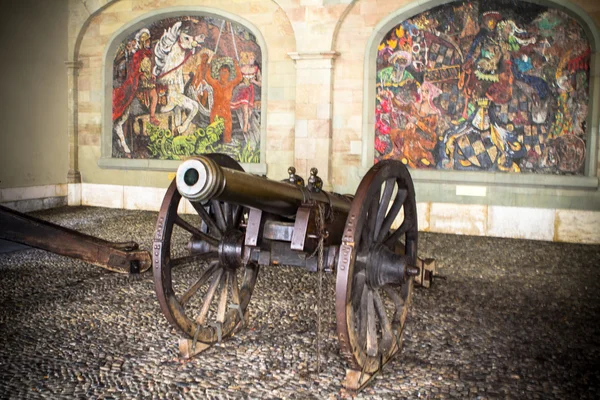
left=288, top=51, right=338, bottom=190
left=66, top=60, right=83, bottom=183
left=66, top=60, right=83, bottom=205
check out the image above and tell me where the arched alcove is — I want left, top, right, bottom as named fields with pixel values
left=361, top=0, right=599, bottom=192
left=100, top=8, right=268, bottom=172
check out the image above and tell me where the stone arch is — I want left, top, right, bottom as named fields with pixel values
left=361, top=0, right=600, bottom=178
left=73, top=1, right=117, bottom=60
left=331, top=0, right=358, bottom=52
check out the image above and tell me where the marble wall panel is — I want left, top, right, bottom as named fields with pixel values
left=429, top=203, right=487, bottom=236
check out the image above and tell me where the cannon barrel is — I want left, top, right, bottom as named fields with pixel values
left=176, top=156, right=352, bottom=216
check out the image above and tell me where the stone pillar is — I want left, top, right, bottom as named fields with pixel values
left=66, top=60, right=83, bottom=206
left=66, top=60, right=82, bottom=184
left=288, top=51, right=338, bottom=190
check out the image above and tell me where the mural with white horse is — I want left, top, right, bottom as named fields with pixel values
left=112, top=16, right=262, bottom=162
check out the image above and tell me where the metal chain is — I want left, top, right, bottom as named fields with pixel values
left=315, top=202, right=325, bottom=375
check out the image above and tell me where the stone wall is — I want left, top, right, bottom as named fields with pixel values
left=70, top=0, right=600, bottom=244
left=6, top=0, right=600, bottom=244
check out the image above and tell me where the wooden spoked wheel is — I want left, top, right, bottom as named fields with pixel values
left=153, top=154, right=259, bottom=344
left=335, top=160, right=418, bottom=374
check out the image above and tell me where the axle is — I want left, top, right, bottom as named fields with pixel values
left=176, top=156, right=352, bottom=217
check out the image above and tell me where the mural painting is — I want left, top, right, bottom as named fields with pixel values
left=375, top=0, right=590, bottom=174
left=112, top=16, right=262, bottom=163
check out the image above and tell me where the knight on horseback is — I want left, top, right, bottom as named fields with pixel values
left=112, top=21, right=205, bottom=154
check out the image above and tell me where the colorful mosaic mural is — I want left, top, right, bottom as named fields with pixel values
left=375, top=0, right=590, bottom=174
left=112, top=16, right=262, bottom=163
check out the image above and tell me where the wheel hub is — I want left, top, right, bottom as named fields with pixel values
left=358, top=243, right=419, bottom=288
left=218, top=230, right=245, bottom=270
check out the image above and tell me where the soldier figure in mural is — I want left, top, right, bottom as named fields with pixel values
left=112, top=29, right=157, bottom=154
left=185, top=52, right=214, bottom=123
left=374, top=1, right=590, bottom=175
left=135, top=30, right=160, bottom=127
left=231, top=51, right=262, bottom=136
left=113, top=38, right=138, bottom=87
left=204, top=23, right=262, bottom=146
left=388, top=81, right=442, bottom=168
left=205, top=56, right=243, bottom=143
left=442, top=11, right=528, bottom=171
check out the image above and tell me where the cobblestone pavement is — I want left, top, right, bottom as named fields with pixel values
left=1, top=206, right=599, bottom=399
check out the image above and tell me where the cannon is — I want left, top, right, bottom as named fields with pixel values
left=0, top=152, right=423, bottom=391
left=153, top=153, right=420, bottom=390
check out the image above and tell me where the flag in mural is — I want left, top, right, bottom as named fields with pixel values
left=375, top=0, right=590, bottom=174
left=112, top=15, right=262, bottom=163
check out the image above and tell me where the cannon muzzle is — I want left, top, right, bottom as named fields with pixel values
left=176, top=157, right=226, bottom=202
left=176, top=156, right=351, bottom=216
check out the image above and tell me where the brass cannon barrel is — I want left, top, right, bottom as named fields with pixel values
left=176, top=156, right=352, bottom=216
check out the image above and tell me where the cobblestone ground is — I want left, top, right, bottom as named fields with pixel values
left=1, top=206, right=599, bottom=399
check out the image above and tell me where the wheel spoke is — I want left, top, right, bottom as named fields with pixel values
left=179, top=260, right=219, bottom=306
left=211, top=200, right=228, bottom=232
left=399, top=282, right=412, bottom=323
left=171, top=252, right=218, bottom=268
left=384, top=216, right=413, bottom=247
left=383, top=285, right=404, bottom=324
left=195, top=268, right=224, bottom=325
left=363, top=187, right=381, bottom=249
left=374, top=178, right=395, bottom=242
left=191, top=202, right=222, bottom=238
left=216, top=272, right=230, bottom=323
left=373, top=290, right=393, bottom=354
left=224, top=203, right=232, bottom=228
left=377, top=188, right=407, bottom=243
left=352, top=271, right=366, bottom=311
left=230, top=270, right=241, bottom=305
left=175, top=216, right=219, bottom=247
left=366, top=289, right=378, bottom=357
left=358, top=282, right=369, bottom=346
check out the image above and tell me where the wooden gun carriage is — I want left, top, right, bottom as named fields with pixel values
left=0, top=153, right=428, bottom=390
left=154, top=154, right=420, bottom=389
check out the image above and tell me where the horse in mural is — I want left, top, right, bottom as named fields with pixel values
left=113, top=21, right=206, bottom=154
